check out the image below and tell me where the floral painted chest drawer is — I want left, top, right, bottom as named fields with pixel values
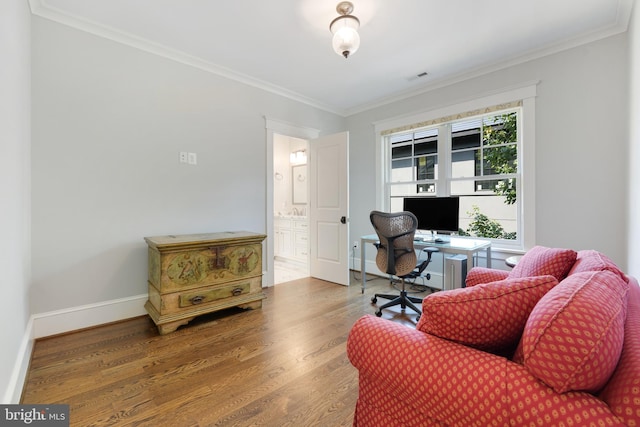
left=144, top=231, right=266, bottom=334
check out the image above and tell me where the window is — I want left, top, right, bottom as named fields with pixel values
left=375, top=85, right=537, bottom=250
left=390, top=128, right=438, bottom=195
left=450, top=112, right=519, bottom=240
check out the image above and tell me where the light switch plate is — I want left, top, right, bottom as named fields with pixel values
left=188, top=152, right=197, bottom=165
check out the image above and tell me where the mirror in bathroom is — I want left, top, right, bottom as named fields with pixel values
left=292, top=164, right=307, bottom=205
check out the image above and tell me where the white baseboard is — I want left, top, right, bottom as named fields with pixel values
left=31, top=294, right=148, bottom=339
left=4, top=294, right=148, bottom=404
left=351, top=258, right=385, bottom=280
left=3, top=317, right=34, bottom=404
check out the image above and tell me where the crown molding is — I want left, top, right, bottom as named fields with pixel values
left=29, top=0, right=347, bottom=116
left=345, top=0, right=634, bottom=116
left=30, top=0, right=632, bottom=118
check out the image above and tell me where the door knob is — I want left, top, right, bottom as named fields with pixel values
left=340, top=216, right=346, bottom=224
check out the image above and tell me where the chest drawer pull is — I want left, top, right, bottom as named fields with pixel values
left=232, top=287, right=243, bottom=296
left=190, top=295, right=205, bottom=305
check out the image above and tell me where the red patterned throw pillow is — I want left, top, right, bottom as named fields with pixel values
left=514, top=270, right=629, bottom=394
left=509, top=246, right=577, bottom=281
left=416, top=275, right=558, bottom=352
left=568, top=249, right=628, bottom=283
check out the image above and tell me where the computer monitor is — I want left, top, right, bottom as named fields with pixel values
left=403, top=196, right=460, bottom=234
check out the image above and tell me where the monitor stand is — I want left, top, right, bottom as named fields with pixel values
left=417, top=230, right=449, bottom=244
left=417, top=230, right=437, bottom=242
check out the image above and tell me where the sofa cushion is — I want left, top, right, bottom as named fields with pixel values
left=514, top=270, right=629, bottom=394
left=509, top=246, right=577, bottom=281
left=417, top=275, right=558, bottom=353
left=568, top=250, right=628, bottom=284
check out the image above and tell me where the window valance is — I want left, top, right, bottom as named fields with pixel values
left=380, top=100, right=523, bottom=136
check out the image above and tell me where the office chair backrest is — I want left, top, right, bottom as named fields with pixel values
left=370, top=211, right=418, bottom=277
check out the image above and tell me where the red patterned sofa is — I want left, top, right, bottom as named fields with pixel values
left=347, top=247, right=640, bottom=426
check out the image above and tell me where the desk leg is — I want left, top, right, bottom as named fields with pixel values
left=360, top=238, right=366, bottom=293
left=486, top=246, right=492, bottom=268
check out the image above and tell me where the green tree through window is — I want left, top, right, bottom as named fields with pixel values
left=483, top=113, right=518, bottom=204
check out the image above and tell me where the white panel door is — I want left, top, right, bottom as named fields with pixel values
left=309, top=132, right=349, bottom=286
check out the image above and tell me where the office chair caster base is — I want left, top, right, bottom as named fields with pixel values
left=375, top=310, right=382, bottom=317
left=371, top=296, right=377, bottom=304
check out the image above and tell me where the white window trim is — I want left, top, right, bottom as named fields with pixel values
left=373, top=82, right=538, bottom=251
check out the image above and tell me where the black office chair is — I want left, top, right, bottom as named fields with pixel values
left=369, top=210, right=438, bottom=321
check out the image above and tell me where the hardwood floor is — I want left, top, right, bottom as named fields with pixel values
left=21, top=275, right=422, bottom=426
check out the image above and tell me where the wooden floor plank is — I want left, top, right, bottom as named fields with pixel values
left=22, top=276, right=423, bottom=426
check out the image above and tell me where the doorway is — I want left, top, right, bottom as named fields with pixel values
left=264, top=118, right=319, bottom=287
left=265, top=119, right=350, bottom=287
left=273, top=133, right=310, bottom=284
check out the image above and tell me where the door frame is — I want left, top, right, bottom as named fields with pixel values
left=264, top=117, right=319, bottom=287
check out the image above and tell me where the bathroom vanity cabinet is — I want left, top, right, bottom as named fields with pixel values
left=274, top=216, right=308, bottom=263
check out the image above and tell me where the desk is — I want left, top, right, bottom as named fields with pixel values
left=360, top=234, right=491, bottom=293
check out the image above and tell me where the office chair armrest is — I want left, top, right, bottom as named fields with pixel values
left=412, top=247, right=439, bottom=275
left=421, top=246, right=439, bottom=260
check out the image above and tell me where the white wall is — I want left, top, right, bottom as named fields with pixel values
left=274, top=135, right=308, bottom=215
left=629, top=2, right=640, bottom=278
left=274, top=135, right=291, bottom=214
left=0, top=0, right=31, bottom=402
left=31, top=17, right=344, bottom=316
left=347, top=33, right=630, bottom=270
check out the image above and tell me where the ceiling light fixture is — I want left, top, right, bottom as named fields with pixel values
left=329, top=2, right=360, bottom=59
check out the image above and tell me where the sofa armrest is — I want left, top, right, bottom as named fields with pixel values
left=465, top=266, right=509, bottom=286
left=348, top=315, right=621, bottom=426
left=347, top=315, right=510, bottom=425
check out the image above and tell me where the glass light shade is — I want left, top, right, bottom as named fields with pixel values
left=330, top=15, right=360, bottom=58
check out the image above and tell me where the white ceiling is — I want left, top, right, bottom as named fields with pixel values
left=30, top=0, right=633, bottom=116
